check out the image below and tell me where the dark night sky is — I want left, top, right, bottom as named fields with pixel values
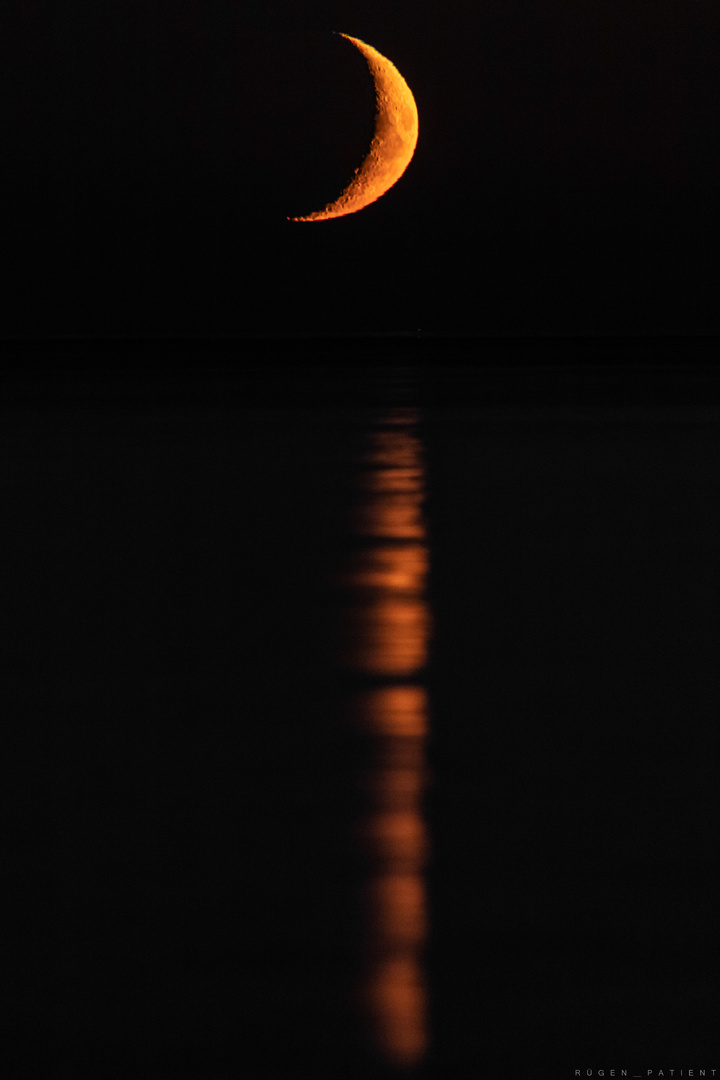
left=3, top=0, right=720, bottom=337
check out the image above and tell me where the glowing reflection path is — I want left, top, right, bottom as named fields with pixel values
left=340, top=408, right=431, bottom=1070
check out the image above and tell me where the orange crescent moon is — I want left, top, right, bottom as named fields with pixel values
left=289, top=34, right=419, bottom=222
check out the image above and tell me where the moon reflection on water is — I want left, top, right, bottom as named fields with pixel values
left=338, top=408, right=431, bottom=1069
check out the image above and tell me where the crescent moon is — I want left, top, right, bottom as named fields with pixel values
left=289, top=34, right=419, bottom=222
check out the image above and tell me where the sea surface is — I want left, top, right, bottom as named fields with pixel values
left=3, top=357, right=719, bottom=1079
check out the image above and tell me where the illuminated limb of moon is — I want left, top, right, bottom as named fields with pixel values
left=289, top=34, right=419, bottom=222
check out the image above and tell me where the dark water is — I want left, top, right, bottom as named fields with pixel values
left=3, top=359, right=719, bottom=1079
